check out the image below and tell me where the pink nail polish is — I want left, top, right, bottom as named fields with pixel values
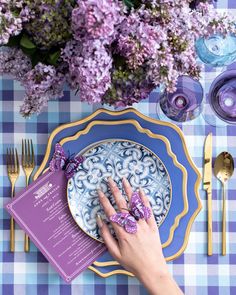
left=139, top=187, right=144, bottom=194
left=97, top=189, right=103, bottom=196
left=96, top=214, right=103, bottom=228
left=122, top=177, right=128, bottom=185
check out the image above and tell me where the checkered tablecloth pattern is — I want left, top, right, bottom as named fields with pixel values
left=1, top=2, right=236, bottom=294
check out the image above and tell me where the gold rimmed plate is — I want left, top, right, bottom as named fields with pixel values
left=34, top=108, right=201, bottom=277
left=60, top=120, right=188, bottom=251
left=67, top=139, right=173, bottom=243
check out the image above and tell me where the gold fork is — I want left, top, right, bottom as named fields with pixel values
left=22, top=139, right=35, bottom=252
left=6, top=148, right=20, bottom=252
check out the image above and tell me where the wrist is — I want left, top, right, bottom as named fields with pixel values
left=138, top=268, right=170, bottom=288
left=137, top=268, right=182, bottom=295
left=136, top=256, right=169, bottom=284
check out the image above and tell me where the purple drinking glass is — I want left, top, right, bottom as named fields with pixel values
left=156, top=76, right=204, bottom=123
left=204, top=69, right=236, bottom=126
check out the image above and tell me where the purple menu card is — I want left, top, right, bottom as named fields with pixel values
left=5, top=170, right=106, bottom=283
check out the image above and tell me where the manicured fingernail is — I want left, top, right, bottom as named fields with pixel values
left=97, top=189, right=103, bottom=197
left=139, top=187, right=144, bottom=194
left=108, top=177, right=115, bottom=186
left=122, top=177, right=128, bottom=185
left=96, top=214, right=103, bottom=228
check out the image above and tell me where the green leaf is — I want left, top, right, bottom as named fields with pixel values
left=123, top=0, right=134, bottom=8
left=21, top=46, right=37, bottom=57
left=20, top=34, right=36, bottom=49
left=31, top=52, right=44, bottom=67
left=113, top=54, right=127, bottom=70
left=12, top=10, right=20, bottom=17
left=123, top=0, right=141, bottom=9
left=47, top=50, right=61, bottom=66
left=7, top=34, right=22, bottom=47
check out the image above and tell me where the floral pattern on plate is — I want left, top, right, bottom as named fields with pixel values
left=67, top=140, right=171, bottom=242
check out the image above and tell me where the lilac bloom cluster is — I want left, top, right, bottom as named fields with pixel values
left=72, top=0, right=123, bottom=44
left=0, top=46, right=32, bottom=80
left=120, top=0, right=236, bottom=93
left=62, top=39, right=113, bottom=103
left=117, top=12, right=166, bottom=69
left=19, top=63, right=65, bottom=116
left=190, top=0, right=217, bottom=9
left=0, top=0, right=32, bottom=44
left=63, top=0, right=123, bottom=103
left=103, top=66, right=155, bottom=107
left=192, top=2, right=236, bottom=37
left=0, top=0, right=236, bottom=116
left=62, top=40, right=83, bottom=89
left=24, top=0, right=75, bottom=49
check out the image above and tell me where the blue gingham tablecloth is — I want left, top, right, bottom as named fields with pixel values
left=1, top=2, right=236, bottom=295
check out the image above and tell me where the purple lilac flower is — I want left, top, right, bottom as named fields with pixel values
left=132, top=1, right=235, bottom=93
left=1, top=1, right=21, bottom=44
left=1, top=0, right=236, bottom=115
left=72, top=0, right=124, bottom=44
left=103, top=66, right=155, bottom=107
left=117, top=11, right=166, bottom=69
left=146, top=52, right=180, bottom=93
left=0, top=46, right=32, bottom=80
left=0, top=0, right=33, bottom=44
left=62, top=39, right=112, bottom=103
left=20, top=63, right=65, bottom=117
left=192, top=3, right=236, bottom=37
left=24, top=0, right=75, bottom=49
left=77, top=40, right=113, bottom=103
left=190, top=0, right=217, bottom=10
left=61, top=40, right=83, bottom=89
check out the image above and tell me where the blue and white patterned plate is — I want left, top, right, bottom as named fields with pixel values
left=34, top=108, right=201, bottom=275
left=60, top=119, right=186, bottom=248
left=67, top=140, right=172, bottom=242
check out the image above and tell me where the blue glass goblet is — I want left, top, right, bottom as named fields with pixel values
left=195, top=34, right=236, bottom=67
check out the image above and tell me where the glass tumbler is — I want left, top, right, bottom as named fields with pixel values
left=195, top=34, right=236, bottom=67
left=203, top=69, right=236, bottom=127
left=156, top=76, right=204, bottom=123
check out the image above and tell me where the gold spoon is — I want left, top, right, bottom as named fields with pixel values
left=214, top=152, right=234, bottom=256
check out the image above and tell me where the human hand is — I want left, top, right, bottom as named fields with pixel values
left=97, top=178, right=183, bottom=295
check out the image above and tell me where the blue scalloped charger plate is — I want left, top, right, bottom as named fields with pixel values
left=34, top=108, right=201, bottom=278
left=63, top=121, right=187, bottom=247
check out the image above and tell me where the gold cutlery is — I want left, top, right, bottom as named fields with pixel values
left=22, top=139, right=35, bottom=252
left=6, top=148, right=20, bottom=252
left=203, top=133, right=213, bottom=256
left=214, top=152, right=234, bottom=256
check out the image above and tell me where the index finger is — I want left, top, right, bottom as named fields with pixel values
left=122, top=177, right=133, bottom=200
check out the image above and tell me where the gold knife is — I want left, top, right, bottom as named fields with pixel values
left=203, top=133, right=213, bottom=256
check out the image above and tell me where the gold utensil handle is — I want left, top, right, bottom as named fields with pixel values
left=207, top=189, right=213, bottom=256
left=24, top=233, right=30, bottom=252
left=10, top=216, right=15, bottom=252
left=10, top=185, right=15, bottom=252
left=24, top=175, right=30, bottom=252
left=222, top=183, right=226, bottom=256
